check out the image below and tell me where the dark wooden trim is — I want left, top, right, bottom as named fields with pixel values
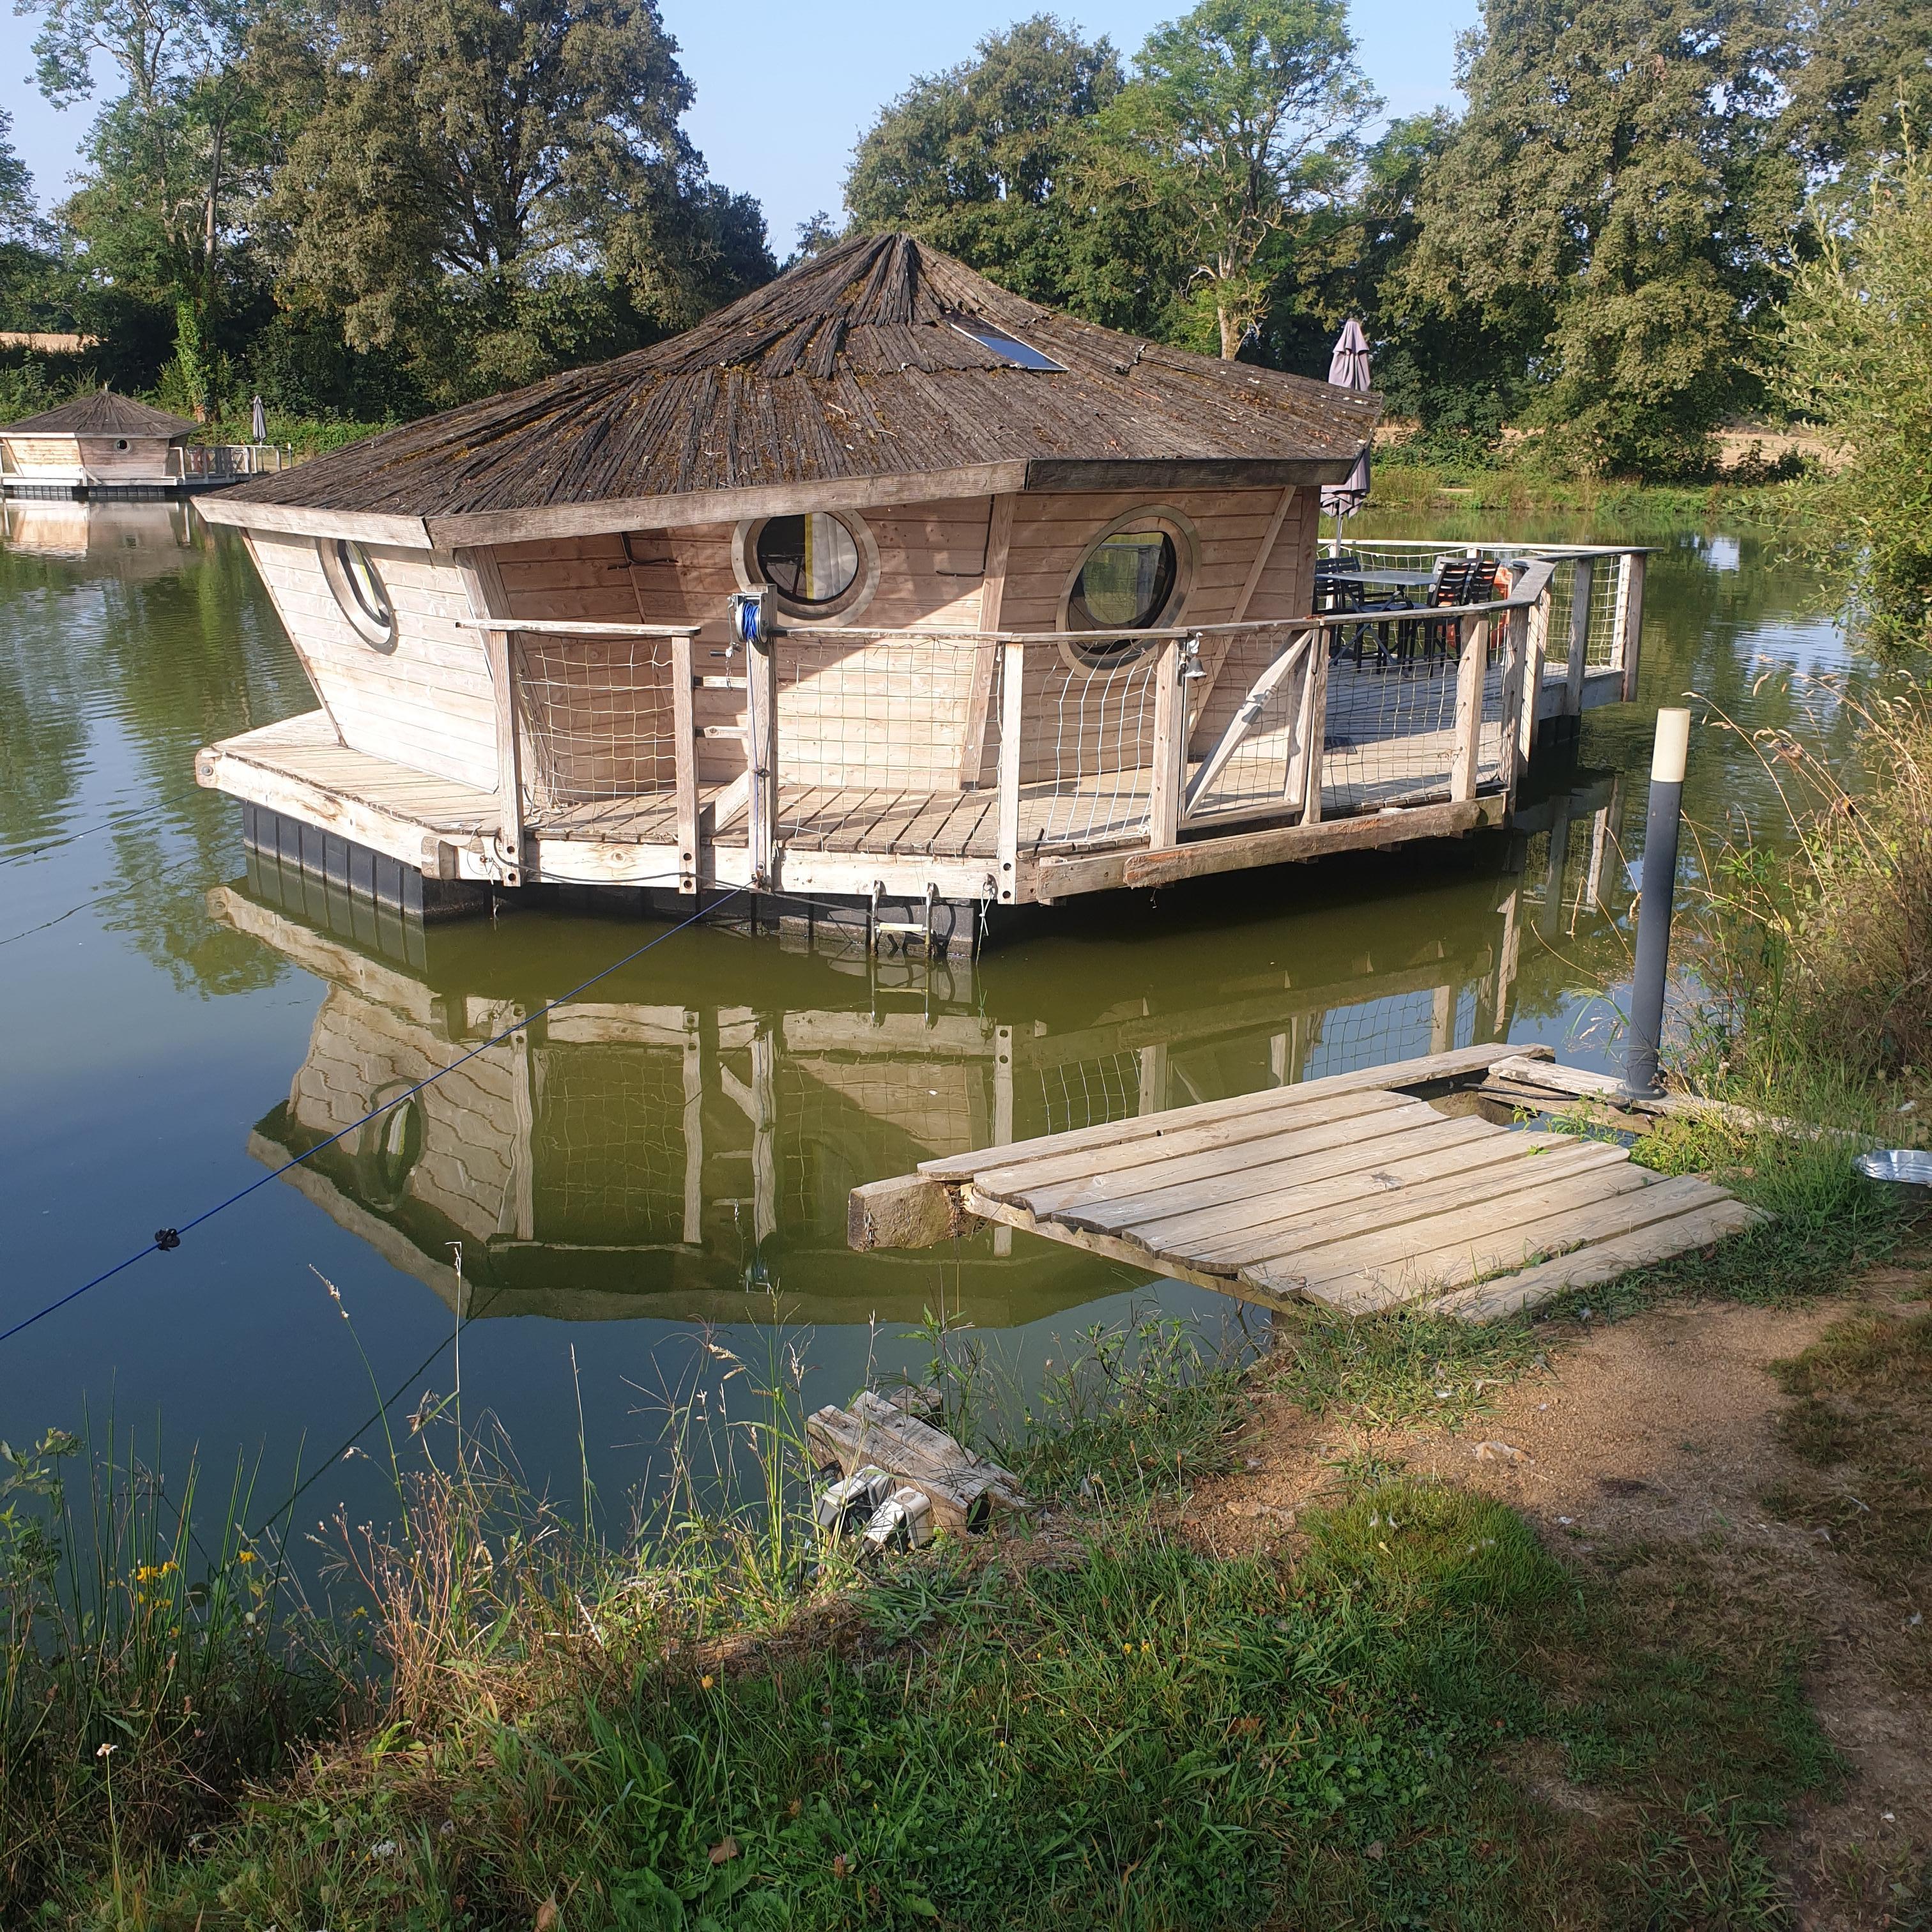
left=1032, top=794, right=1507, bottom=898
left=1021, top=456, right=1360, bottom=491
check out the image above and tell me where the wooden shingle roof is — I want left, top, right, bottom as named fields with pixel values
left=218, top=234, right=1378, bottom=539
left=0, top=390, right=197, bottom=439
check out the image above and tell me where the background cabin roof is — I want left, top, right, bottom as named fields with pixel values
left=0, top=390, right=199, bottom=439
left=218, top=234, right=1380, bottom=522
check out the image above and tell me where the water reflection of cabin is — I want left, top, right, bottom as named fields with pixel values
left=211, top=822, right=1564, bottom=1324
left=194, top=234, right=1646, bottom=942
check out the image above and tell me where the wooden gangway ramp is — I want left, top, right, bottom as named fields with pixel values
left=849, top=1044, right=1762, bottom=1323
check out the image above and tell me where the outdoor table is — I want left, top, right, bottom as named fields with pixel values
left=1321, top=567, right=1439, bottom=592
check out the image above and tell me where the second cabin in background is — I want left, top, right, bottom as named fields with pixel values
left=192, top=233, right=1644, bottom=949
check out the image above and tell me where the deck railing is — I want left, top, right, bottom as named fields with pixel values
left=1320, top=539, right=1648, bottom=702
left=171, top=442, right=300, bottom=479
left=460, top=540, right=1647, bottom=897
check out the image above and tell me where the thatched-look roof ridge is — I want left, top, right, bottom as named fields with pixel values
left=220, top=234, right=1379, bottom=522
left=1, top=390, right=199, bottom=439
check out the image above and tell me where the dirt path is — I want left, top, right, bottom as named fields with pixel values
left=1188, top=1262, right=1932, bottom=1930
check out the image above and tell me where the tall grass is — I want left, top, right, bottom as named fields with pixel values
left=0, top=1422, right=340, bottom=1915
left=1684, top=675, right=1932, bottom=1094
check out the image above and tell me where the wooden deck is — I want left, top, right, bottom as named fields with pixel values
left=850, top=1044, right=1763, bottom=1323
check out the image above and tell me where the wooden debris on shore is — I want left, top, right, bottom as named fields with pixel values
left=806, top=1389, right=1029, bottom=1535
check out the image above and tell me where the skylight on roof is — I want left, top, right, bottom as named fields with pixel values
left=944, top=313, right=1066, bottom=372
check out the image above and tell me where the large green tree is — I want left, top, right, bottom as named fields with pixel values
left=846, top=17, right=1155, bottom=319
left=1781, top=151, right=1932, bottom=652
left=1094, top=0, right=1377, bottom=358
left=1393, top=0, right=1799, bottom=478
left=18, top=0, right=278, bottom=328
left=268, top=0, right=771, bottom=404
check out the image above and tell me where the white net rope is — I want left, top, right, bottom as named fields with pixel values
left=517, top=636, right=678, bottom=810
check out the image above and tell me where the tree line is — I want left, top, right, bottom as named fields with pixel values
left=1, top=0, right=1927, bottom=483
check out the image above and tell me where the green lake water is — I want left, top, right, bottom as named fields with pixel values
left=0, top=496, right=1871, bottom=1529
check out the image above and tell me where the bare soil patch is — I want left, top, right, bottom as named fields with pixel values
left=1186, top=1258, right=1932, bottom=1929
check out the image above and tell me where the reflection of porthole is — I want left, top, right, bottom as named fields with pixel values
left=1059, top=510, right=1195, bottom=667
left=359, top=1086, right=424, bottom=1210
left=735, top=512, right=878, bottom=624
left=318, top=536, right=397, bottom=651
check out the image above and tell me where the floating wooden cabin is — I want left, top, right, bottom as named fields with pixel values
left=0, top=390, right=201, bottom=498
left=194, top=234, right=1648, bottom=944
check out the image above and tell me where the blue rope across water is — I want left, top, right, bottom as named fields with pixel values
left=0, top=885, right=744, bottom=1350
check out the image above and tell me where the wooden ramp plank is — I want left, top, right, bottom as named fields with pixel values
left=1422, top=1197, right=1767, bottom=1324
left=917, top=1042, right=1538, bottom=1181
left=1276, top=1170, right=1739, bottom=1314
left=1146, top=1119, right=1545, bottom=1254
left=1183, top=1137, right=1626, bottom=1266
left=988, top=1094, right=1443, bottom=1216
left=1057, top=1116, right=1505, bottom=1240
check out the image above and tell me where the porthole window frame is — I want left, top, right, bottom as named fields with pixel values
left=733, top=510, right=880, bottom=625
left=317, top=535, right=397, bottom=652
left=1055, top=507, right=1198, bottom=670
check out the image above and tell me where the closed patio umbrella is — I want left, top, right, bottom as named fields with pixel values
left=250, top=393, right=266, bottom=442
left=1320, top=318, right=1372, bottom=537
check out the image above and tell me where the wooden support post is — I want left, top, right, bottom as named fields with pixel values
left=992, top=1022, right=1014, bottom=1256
left=1616, top=551, right=1647, bottom=702
left=1138, top=1041, right=1169, bottom=1116
left=680, top=1023, right=705, bottom=1246
left=745, top=634, right=778, bottom=887
left=1147, top=636, right=1188, bottom=849
left=454, top=548, right=525, bottom=885
left=1300, top=629, right=1330, bottom=825
left=668, top=632, right=700, bottom=894
left=1516, top=583, right=1547, bottom=770
left=750, top=1023, right=777, bottom=1246
left=995, top=640, right=1026, bottom=903
left=957, top=494, right=1015, bottom=788
left=1450, top=616, right=1491, bottom=802
left=1498, top=602, right=1530, bottom=789
left=1565, top=558, right=1592, bottom=714
left=1430, top=983, right=1455, bottom=1057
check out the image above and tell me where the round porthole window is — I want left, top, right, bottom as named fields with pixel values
left=115, top=438, right=129, bottom=451
left=1060, top=511, right=1195, bottom=664
left=358, top=1087, right=424, bottom=1209
left=741, top=511, right=876, bottom=621
left=318, top=537, right=397, bottom=651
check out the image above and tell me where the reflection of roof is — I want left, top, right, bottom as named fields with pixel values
left=0, top=390, right=198, bottom=439
left=221, top=232, right=1380, bottom=518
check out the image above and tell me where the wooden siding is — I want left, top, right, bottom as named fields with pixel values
left=1188, top=486, right=1315, bottom=753
left=997, top=486, right=1309, bottom=783
left=487, top=500, right=992, bottom=793
left=0, top=433, right=180, bottom=484
left=249, top=530, right=500, bottom=791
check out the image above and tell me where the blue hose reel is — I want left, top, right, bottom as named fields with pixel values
left=728, top=588, right=770, bottom=648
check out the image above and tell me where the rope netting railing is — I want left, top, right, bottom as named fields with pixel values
left=997, top=638, right=1166, bottom=852
left=516, top=634, right=680, bottom=810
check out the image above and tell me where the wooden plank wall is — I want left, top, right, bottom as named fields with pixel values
left=1188, top=487, right=1315, bottom=753
left=249, top=530, right=499, bottom=790
left=489, top=500, right=993, bottom=793
left=995, top=486, right=1312, bottom=782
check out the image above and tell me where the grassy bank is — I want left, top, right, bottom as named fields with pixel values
left=1362, top=457, right=1808, bottom=528
left=5, top=1232, right=1906, bottom=1929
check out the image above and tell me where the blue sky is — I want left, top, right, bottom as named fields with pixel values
left=1, top=0, right=1480, bottom=252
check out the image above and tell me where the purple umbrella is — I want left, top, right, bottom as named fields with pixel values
left=1321, top=318, right=1372, bottom=527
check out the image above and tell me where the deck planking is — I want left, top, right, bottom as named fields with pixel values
left=854, top=1044, right=1761, bottom=1322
